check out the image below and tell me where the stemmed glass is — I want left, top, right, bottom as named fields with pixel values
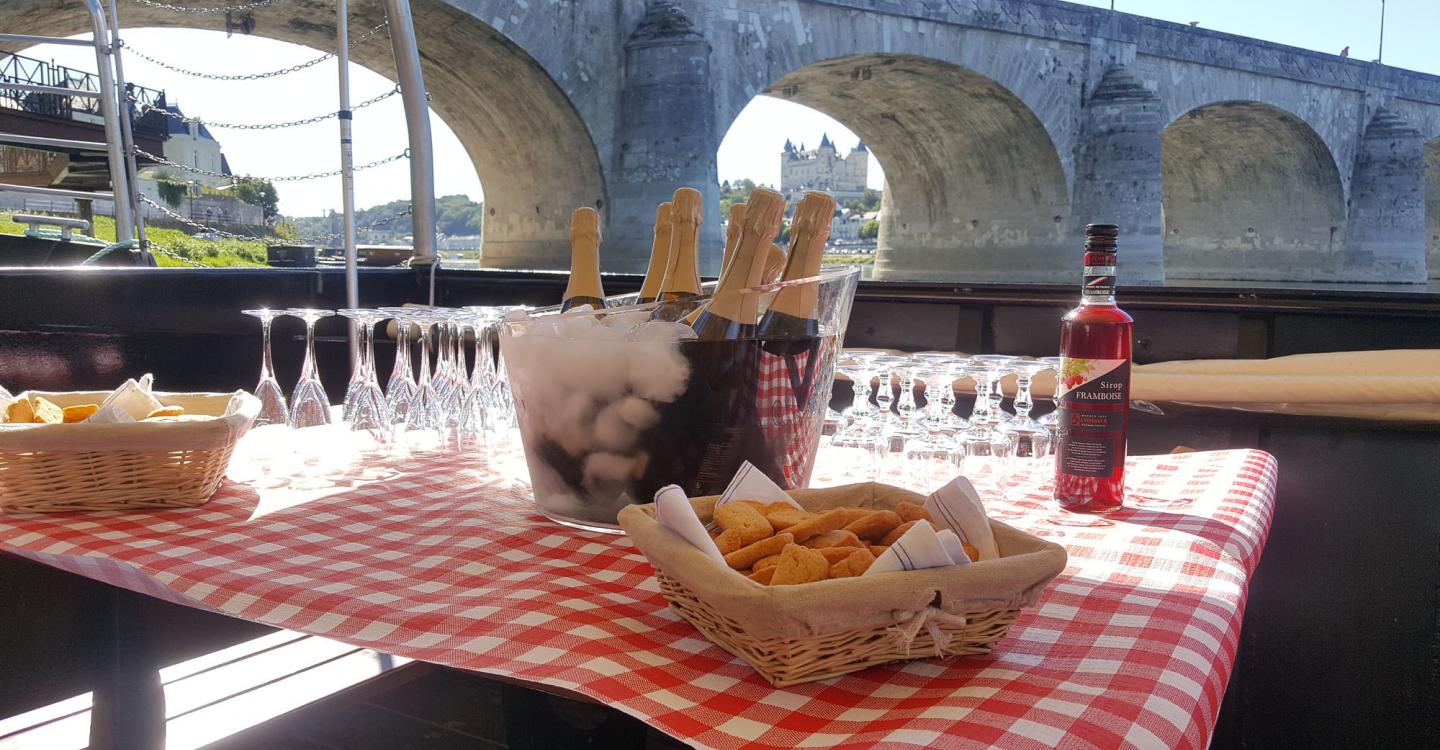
left=954, top=356, right=1018, bottom=498
left=379, top=307, right=418, bottom=428
left=241, top=308, right=288, bottom=427
left=1002, top=358, right=1057, bottom=486
left=913, top=352, right=966, bottom=434
left=284, top=308, right=335, bottom=429
left=336, top=308, right=389, bottom=443
left=1038, top=356, right=1064, bottom=428
left=827, top=353, right=884, bottom=482
left=404, top=309, right=445, bottom=451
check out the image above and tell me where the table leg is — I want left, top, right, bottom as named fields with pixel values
left=89, top=586, right=166, bottom=750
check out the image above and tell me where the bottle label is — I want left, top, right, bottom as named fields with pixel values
left=1082, top=264, right=1117, bottom=297
left=1056, top=357, right=1129, bottom=478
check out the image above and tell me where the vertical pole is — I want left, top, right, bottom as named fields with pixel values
left=380, top=0, right=437, bottom=305
left=1378, top=0, right=1385, bottom=63
left=337, top=0, right=359, bottom=366
left=82, top=0, right=132, bottom=242
left=105, top=0, right=149, bottom=258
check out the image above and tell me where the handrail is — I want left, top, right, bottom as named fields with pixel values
left=0, top=183, right=115, bottom=201
left=1, top=81, right=101, bottom=98
left=0, top=133, right=109, bottom=152
left=0, top=33, right=95, bottom=47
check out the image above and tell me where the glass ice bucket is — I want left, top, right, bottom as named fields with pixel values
left=500, top=266, right=859, bottom=532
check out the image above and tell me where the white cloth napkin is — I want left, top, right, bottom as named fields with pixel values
left=714, top=461, right=803, bottom=511
left=924, top=475, right=999, bottom=561
left=86, top=404, right=137, bottom=424
left=654, top=484, right=725, bottom=562
left=868, top=520, right=972, bottom=575
left=94, top=379, right=162, bottom=421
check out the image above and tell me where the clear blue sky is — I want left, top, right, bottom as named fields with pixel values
left=22, top=0, right=1438, bottom=216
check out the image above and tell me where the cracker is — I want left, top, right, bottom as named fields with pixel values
left=818, top=547, right=860, bottom=564
left=724, top=532, right=794, bottom=570
left=785, top=507, right=850, bottom=542
left=771, top=543, right=829, bottom=585
left=5, top=397, right=34, bottom=424
left=31, top=396, right=64, bottom=424
left=714, top=528, right=745, bottom=555
left=746, top=567, right=776, bottom=585
left=753, top=553, right=783, bottom=570
left=880, top=520, right=921, bottom=546
left=714, top=502, right=775, bottom=545
left=764, top=507, right=814, bottom=531
left=144, top=405, right=186, bottom=419
left=844, top=510, right=903, bottom=542
left=62, top=403, right=100, bottom=423
left=895, top=501, right=933, bottom=524
left=869, top=545, right=889, bottom=557
left=735, top=500, right=766, bottom=512
left=829, top=547, right=877, bottom=579
left=803, top=530, right=863, bottom=549
left=833, top=507, right=872, bottom=526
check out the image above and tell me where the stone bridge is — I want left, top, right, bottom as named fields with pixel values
left=6, top=0, right=1440, bottom=283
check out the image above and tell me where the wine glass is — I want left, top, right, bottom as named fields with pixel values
left=241, top=308, right=288, bottom=427
left=284, top=308, right=334, bottom=429
left=336, top=308, right=389, bottom=444
left=1038, top=356, right=1064, bottom=428
left=999, top=358, right=1055, bottom=490
left=954, top=356, right=1018, bottom=498
left=913, top=352, right=966, bottom=434
left=404, top=309, right=445, bottom=451
left=379, top=307, right=418, bottom=428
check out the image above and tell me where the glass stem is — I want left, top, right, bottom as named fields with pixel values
left=417, top=328, right=432, bottom=388
left=971, top=373, right=992, bottom=426
left=361, top=321, right=376, bottom=380
left=259, top=317, right=276, bottom=381
left=299, top=319, right=319, bottom=382
left=1015, top=372, right=1034, bottom=423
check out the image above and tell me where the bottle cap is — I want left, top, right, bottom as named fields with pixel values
left=1084, top=223, right=1118, bottom=252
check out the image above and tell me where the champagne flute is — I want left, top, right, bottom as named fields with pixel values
left=336, top=308, right=389, bottom=445
left=241, top=308, right=288, bottom=427
left=379, top=307, right=418, bottom=428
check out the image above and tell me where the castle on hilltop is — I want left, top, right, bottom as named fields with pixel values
left=780, top=134, right=867, bottom=203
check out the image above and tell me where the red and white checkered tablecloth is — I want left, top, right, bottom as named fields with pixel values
left=0, top=441, right=1276, bottom=750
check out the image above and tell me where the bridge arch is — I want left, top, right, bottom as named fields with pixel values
left=0, top=0, right=606, bottom=270
left=740, top=54, right=1071, bottom=282
left=1161, top=100, right=1346, bottom=282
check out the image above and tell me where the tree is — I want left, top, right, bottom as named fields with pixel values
left=232, top=177, right=279, bottom=220
left=718, top=178, right=759, bottom=217
left=860, top=188, right=882, bottom=213
left=858, top=219, right=879, bottom=240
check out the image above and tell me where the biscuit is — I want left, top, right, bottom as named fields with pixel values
left=714, top=502, right=775, bottom=545
left=818, top=547, right=860, bottom=564
left=763, top=507, right=814, bottom=531
left=62, top=403, right=100, bottom=423
left=832, top=507, right=872, bottom=526
left=771, top=544, right=830, bottom=585
left=714, top=528, right=745, bottom=555
left=895, top=501, right=933, bottom=524
left=5, top=397, right=34, bottom=424
left=144, top=405, right=186, bottom=419
left=844, top=510, right=903, bottom=542
left=829, top=547, right=877, bottom=579
left=735, top=500, right=766, bottom=513
left=869, top=545, right=889, bottom=557
left=803, top=530, right=863, bottom=549
left=785, top=508, right=850, bottom=542
left=724, top=532, right=794, bottom=570
left=31, top=397, right=64, bottom=424
left=747, top=567, right=776, bottom=585
left=880, top=520, right=922, bottom=546
left=753, top=553, right=783, bottom=570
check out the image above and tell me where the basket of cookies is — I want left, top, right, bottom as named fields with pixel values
left=618, top=464, right=1067, bottom=686
left=0, top=379, right=259, bottom=513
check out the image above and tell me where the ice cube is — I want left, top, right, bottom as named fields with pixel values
left=626, top=320, right=698, bottom=343
left=593, top=402, right=639, bottom=453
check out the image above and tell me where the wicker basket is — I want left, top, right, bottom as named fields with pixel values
left=0, top=391, right=259, bottom=513
left=619, top=483, right=1067, bottom=687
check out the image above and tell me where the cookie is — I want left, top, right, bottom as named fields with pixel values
left=880, top=520, right=922, bottom=546
left=714, top=502, right=775, bottom=546
left=785, top=508, right=851, bottom=542
left=747, top=567, right=776, bottom=585
left=771, top=544, right=829, bottom=585
left=803, top=530, right=863, bottom=549
left=829, top=547, right=877, bottom=579
left=62, top=403, right=100, bottom=423
left=895, top=501, right=933, bottom=524
left=723, top=532, right=794, bottom=570
left=844, top=510, right=903, bottom=542
left=31, top=397, right=64, bottom=424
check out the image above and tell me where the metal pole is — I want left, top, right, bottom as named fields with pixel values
left=82, top=0, right=132, bottom=242
left=337, top=0, right=359, bottom=366
left=1378, top=0, right=1385, bottom=63
left=380, top=0, right=437, bottom=303
left=105, top=0, right=149, bottom=257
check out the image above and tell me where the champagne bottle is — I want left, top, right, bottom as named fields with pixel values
left=657, top=187, right=703, bottom=302
left=757, top=191, right=837, bottom=340
left=636, top=201, right=673, bottom=304
left=691, top=187, right=786, bottom=340
left=561, top=207, right=605, bottom=312
left=761, top=242, right=788, bottom=285
left=720, top=202, right=746, bottom=279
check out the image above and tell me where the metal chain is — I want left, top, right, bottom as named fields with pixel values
left=138, top=194, right=267, bottom=240
left=129, top=0, right=282, bottom=15
left=147, top=243, right=212, bottom=267
left=120, top=22, right=388, bottom=81
left=135, top=147, right=409, bottom=182
left=309, top=205, right=413, bottom=243
left=133, top=84, right=400, bottom=130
